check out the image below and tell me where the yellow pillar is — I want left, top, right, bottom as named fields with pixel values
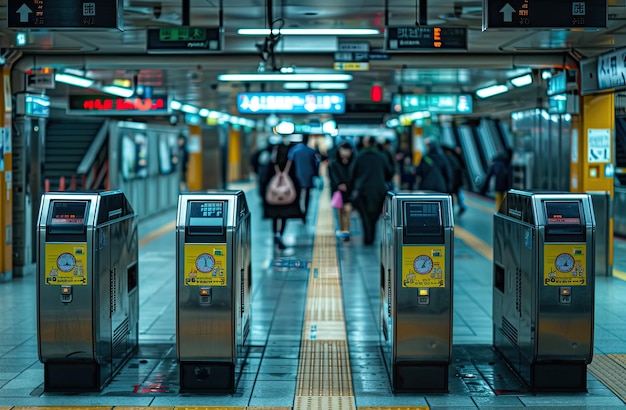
left=578, top=93, right=614, bottom=275
left=228, top=127, right=241, bottom=182
left=412, top=125, right=423, bottom=165
left=0, top=68, right=12, bottom=280
left=186, top=124, right=202, bottom=191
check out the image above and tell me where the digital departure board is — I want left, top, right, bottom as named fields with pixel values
left=237, top=93, right=345, bottom=114
left=68, top=95, right=169, bottom=115
left=386, top=26, right=467, bottom=51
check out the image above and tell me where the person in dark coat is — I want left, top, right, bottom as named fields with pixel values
left=328, top=142, right=355, bottom=240
left=351, top=136, right=393, bottom=245
left=481, top=148, right=513, bottom=211
left=260, top=136, right=303, bottom=249
left=288, top=134, right=319, bottom=222
left=415, top=139, right=448, bottom=193
left=442, top=145, right=467, bottom=215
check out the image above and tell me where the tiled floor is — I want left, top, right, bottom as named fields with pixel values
left=0, top=186, right=626, bottom=408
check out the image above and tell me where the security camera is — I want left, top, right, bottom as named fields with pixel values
left=153, top=4, right=162, bottom=19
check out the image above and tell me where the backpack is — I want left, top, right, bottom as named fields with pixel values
left=265, top=160, right=297, bottom=205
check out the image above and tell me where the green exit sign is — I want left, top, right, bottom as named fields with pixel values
left=159, top=27, right=208, bottom=42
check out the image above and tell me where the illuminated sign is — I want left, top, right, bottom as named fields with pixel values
left=237, top=93, right=345, bottom=114
left=483, top=0, right=606, bottom=30
left=386, top=26, right=467, bottom=51
left=392, top=94, right=473, bottom=114
left=147, top=27, right=221, bottom=53
left=16, top=93, right=50, bottom=118
left=8, top=0, right=123, bottom=30
left=67, top=95, right=169, bottom=115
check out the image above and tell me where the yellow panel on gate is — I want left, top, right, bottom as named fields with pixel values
left=183, top=243, right=227, bottom=286
left=401, top=245, right=446, bottom=288
left=44, top=243, right=88, bottom=285
left=543, top=243, right=587, bottom=286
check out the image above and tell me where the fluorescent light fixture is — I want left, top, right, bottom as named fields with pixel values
left=218, top=73, right=353, bottom=82
left=475, top=84, right=509, bottom=98
left=238, top=28, right=380, bottom=36
left=275, top=121, right=295, bottom=134
left=510, top=74, right=533, bottom=87
left=55, top=73, right=94, bottom=88
left=16, top=32, right=27, bottom=46
left=181, top=104, right=199, bottom=114
left=170, top=100, right=182, bottom=110
left=208, top=110, right=220, bottom=119
left=283, top=82, right=349, bottom=90
left=198, top=108, right=210, bottom=117
left=101, top=85, right=134, bottom=98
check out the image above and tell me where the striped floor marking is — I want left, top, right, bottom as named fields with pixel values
left=588, top=354, right=626, bottom=402
left=294, top=184, right=356, bottom=410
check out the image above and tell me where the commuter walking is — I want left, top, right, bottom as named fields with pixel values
left=415, top=138, right=450, bottom=193
left=481, top=148, right=513, bottom=211
left=178, top=134, right=189, bottom=191
left=351, top=136, right=393, bottom=245
left=288, top=134, right=319, bottom=222
left=379, top=138, right=396, bottom=190
left=328, top=142, right=355, bottom=240
left=442, top=145, right=467, bottom=215
left=260, top=136, right=303, bottom=249
left=398, top=151, right=416, bottom=190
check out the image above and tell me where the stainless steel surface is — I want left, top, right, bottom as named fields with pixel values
left=380, top=191, right=454, bottom=392
left=590, top=191, right=611, bottom=277
left=493, top=189, right=595, bottom=390
left=175, top=190, right=251, bottom=389
left=37, top=190, right=138, bottom=391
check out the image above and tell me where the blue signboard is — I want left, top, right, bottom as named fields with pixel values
left=237, top=93, right=345, bottom=114
left=392, top=94, right=473, bottom=115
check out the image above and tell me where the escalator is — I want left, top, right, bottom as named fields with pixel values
left=456, top=124, right=486, bottom=192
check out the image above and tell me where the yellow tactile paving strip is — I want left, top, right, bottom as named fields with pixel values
left=294, top=184, right=356, bottom=410
left=588, top=354, right=626, bottom=402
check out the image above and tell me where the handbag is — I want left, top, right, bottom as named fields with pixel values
left=331, top=190, right=344, bottom=209
left=265, top=160, right=297, bottom=205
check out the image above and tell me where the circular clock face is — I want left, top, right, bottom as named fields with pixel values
left=56, top=253, right=76, bottom=272
left=413, top=255, right=433, bottom=275
left=195, top=253, right=215, bottom=273
left=555, top=252, right=575, bottom=273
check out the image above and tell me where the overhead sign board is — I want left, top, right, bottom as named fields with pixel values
left=147, top=27, right=222, bottom=53
left=392, top=94, right=473, bottom=115
left=16, top=94, right=50, bottom=118
left=237, top=93, right=345, bottom=114
left=333, top=62, right=370, bottom=71
left=67, top=95, right=169, bottom=115
left=386, top=26, right=467, bottom=51
left=597, top=48, right=626, bottom=91
left=8, top=0, right=123, bottom=29
left=482, top=0, right=607, bottom=30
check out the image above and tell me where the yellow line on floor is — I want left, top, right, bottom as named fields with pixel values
left=464, top=195, right=496, bottom=215
left=138, top=221, right=175, bottom=247
left=455, top=225, right=492, bottom=261
left=613, top=268, right=626, bottom=282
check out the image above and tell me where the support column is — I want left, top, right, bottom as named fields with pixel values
left=228, top=127, right=241, bottom=182
left=186, top=124, right=202, bottom=190
left=576, top=93, right=614, bottom=276
left=0, top=68, right=13, bottom=281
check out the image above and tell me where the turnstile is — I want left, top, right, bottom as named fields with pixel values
left=176, top=190, right=251, bottom=392
left=493, top=190, right=595, bottom=391
left=380, top=191, right=454, bottom=392
left=37, top=190, right=138, bottom=391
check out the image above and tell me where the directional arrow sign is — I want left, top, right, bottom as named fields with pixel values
left=499, top=3, right=515, bottom=23
left=16, top=4, right=32, bottom=23
left=482, top=0, right=607, bottom=30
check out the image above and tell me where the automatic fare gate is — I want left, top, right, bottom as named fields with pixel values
left=176, top=190, right=251, bottom=392
left=37, top=190, right=138, bottom=391
left=380, top=192, right=454, bottom=392
left=493, top=190, right=595, bottom=391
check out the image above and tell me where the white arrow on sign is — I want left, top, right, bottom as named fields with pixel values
left=499, top=3, right=516, bottom=23
left=16, top=3, right=33, bottom=22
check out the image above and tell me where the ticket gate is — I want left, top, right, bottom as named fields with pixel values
left=37, top=190, right=138, bottom=391
left=493, top=190, right=595, bottom=391
left=176, top=190, right=251, bottom=392
left=380, top=191, right=454, bottom=392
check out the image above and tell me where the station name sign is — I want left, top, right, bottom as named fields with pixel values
left=482, top=0, right=607, bottom=30
left=147, top=27, right=222, bottom=53
left=8, top=0, right=123, bottom=29
left=67, top=95, right=169, bottom=115
left=386, top=26, right=467, bottom=51
left=237, top=93, right=345, bottom=114
left=392, top=94, right=473, bottom=115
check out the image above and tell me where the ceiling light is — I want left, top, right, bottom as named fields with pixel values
left=170, top=100, right=182, bottom=110
left=198, top=108, right=210, bottom=117
left=510, top=74, right=533, bottom=87
left=101, top=85, right=134, bottom=98
left=55, top=73, right=94, bottom=88
left=181, top=104, right=199, bottom=114
left=475, top=84, right=509, bottom=98
left=238, top=28, right=380, bottom=36
left=218, top=73, right=353, bottom=82
left=283, top=82, right=349, bottom=90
